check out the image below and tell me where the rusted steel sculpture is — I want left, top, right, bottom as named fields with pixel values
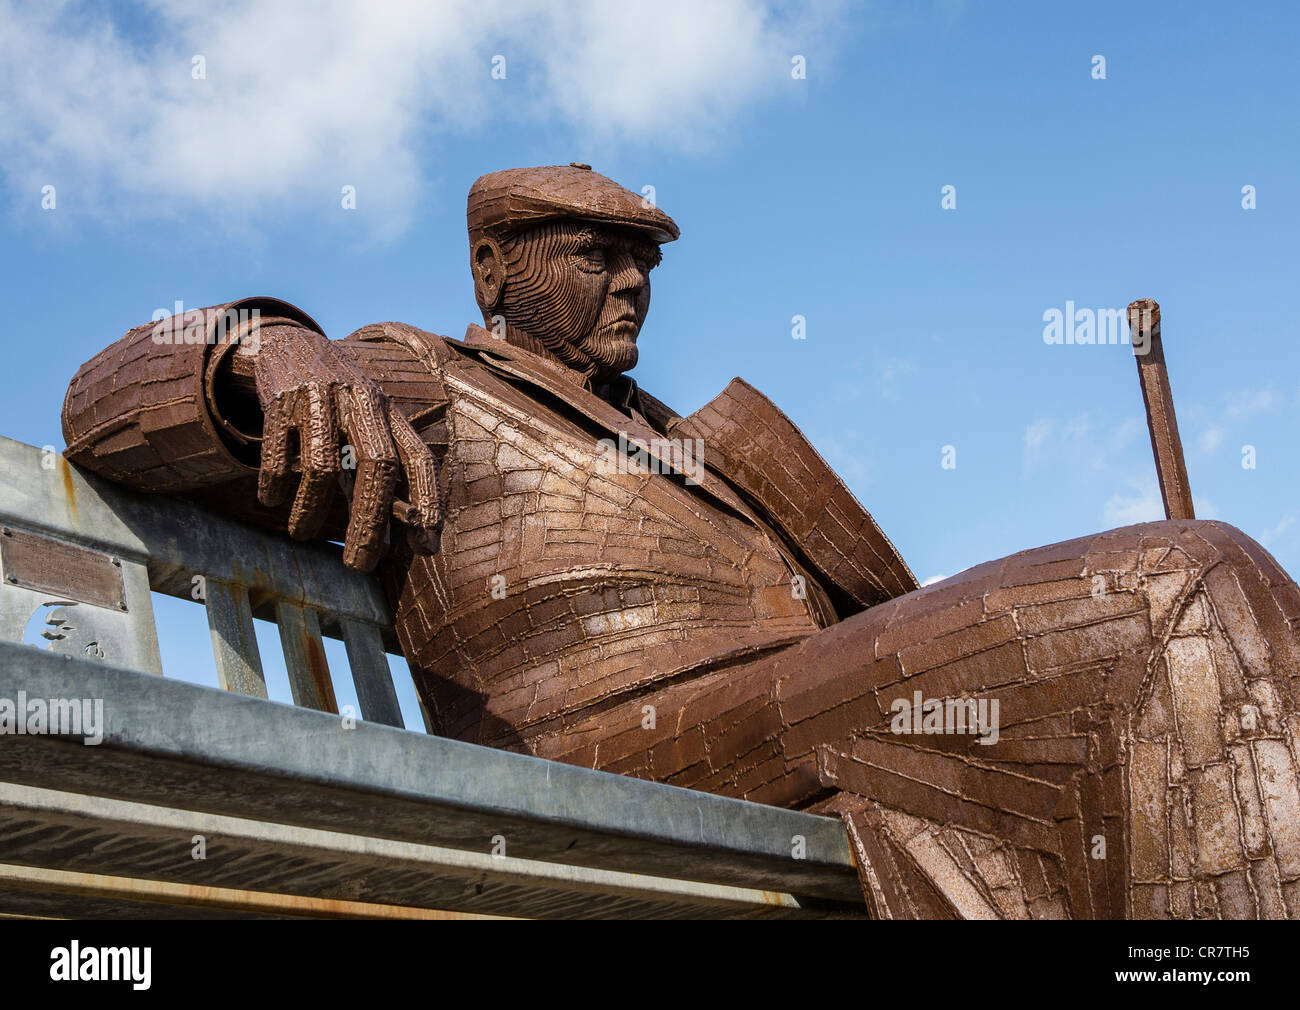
left=63, top=166, right=1300, bottom=919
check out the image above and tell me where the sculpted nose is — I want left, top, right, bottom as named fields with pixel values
left=607, top=249, right=647, bottom=296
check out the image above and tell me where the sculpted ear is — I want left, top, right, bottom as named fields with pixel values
left=472, top=237, right=506, bottom=312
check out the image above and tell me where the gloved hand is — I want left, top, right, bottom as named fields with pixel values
left=251, top=326, right=442, bottom=571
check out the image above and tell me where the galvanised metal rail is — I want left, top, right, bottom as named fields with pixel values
left=0, top=437, right=862, bottom=918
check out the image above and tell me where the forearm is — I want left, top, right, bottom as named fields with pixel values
left=62, top=301, right=444, bottom=494
left=62, top=299, right=323, bottom=493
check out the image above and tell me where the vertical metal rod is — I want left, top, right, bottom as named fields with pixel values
left=1129, top=298, right=1195, bottom=521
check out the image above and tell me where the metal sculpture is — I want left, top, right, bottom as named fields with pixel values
left=62, top=165, right=1300, bottom=918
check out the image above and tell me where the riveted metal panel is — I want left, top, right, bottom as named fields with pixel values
left=0, top=526, right=125, bottom=612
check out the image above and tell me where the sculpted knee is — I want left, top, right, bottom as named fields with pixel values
left=1147, top=520, right=1299, bottom=691
left=1116, top=520, right=1300, bottom=917
left=1068, top=520, right=1297, bottom=705
left=791, top=520, right=1300, bottom=916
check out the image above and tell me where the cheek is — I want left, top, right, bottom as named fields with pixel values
left=553, top=269, right=607, bottom=334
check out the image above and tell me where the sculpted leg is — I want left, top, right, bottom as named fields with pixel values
left=535, top=519, right=1300, bottom=918
left=804, top=520, right=1300, bottom=919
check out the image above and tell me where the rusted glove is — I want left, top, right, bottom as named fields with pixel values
left=251, top=326, right=442, bottom=571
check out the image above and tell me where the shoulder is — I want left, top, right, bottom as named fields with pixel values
left=343, top=321, right=456, bottom=365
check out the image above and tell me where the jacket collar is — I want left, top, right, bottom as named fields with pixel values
left=459, top=324, right=647, bottom=419
left=446, top=325, right=748, bottom=516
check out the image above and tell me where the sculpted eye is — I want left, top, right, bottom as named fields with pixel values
left=573, top=243, right=606, bottom=272
left=633, top=244, right=661, bottom=271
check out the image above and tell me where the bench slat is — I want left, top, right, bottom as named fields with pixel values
left=275, top=601, right=337, bottom=714
left=206, top=580, right=267, bottom=699
left=342, top=618, right=403, bottom=727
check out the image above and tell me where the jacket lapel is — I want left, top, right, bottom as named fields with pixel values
left=444, top=327, right=751, bottom=516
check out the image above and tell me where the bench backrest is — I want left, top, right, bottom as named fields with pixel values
left=0, top=436, right=415, bottom=728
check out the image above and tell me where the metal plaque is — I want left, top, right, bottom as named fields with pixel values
left=0, top=526, right=127, bottom=611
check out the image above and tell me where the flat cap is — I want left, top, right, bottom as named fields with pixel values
left=468, top=164, right=679, bottom=244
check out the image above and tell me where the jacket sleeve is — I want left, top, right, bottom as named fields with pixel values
left=63, top=301, right=451, bottom=546
left=61, top=297, right=327, bottom=493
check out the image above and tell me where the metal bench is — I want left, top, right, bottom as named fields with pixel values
left=0, top=436, right=863, bottom=918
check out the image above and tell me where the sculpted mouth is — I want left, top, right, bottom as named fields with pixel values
left=605, top=317, right=639, bottom=337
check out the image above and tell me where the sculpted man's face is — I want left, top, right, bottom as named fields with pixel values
left=474, top=220, right=661, bottom=381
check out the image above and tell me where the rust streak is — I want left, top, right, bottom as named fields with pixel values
left=57, top=456, right=78, bottom=524
left=304, top=630, right=339, bottom=714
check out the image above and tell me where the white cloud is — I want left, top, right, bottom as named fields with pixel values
left=920, top=573, right=948, bottom=587
left=1188, top=387, right=1278, bottom=457
left=1103, top=483, right=1163, bottom=527
left=1022, top=411, right=1141, bottom=474
left=0, top=0, right=846, bottom=239
left=1197, top=426, right=1224, bottom=453
left=876, top=355, right=917, bottom=401
left=1224, top=388, right=1280, bottom=418
left=1260, top=513, right=1297, bottom=549
left=1023, top=417, right=1052, bottom=452
left=1103, top=477, right=1218, bottom=527
left=812, top=430, right=873, bottom=488
left=1192, top=495, right=1219, bottom=520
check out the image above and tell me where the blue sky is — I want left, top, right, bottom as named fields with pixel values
left=1, top=1, right=1297, bottom=717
